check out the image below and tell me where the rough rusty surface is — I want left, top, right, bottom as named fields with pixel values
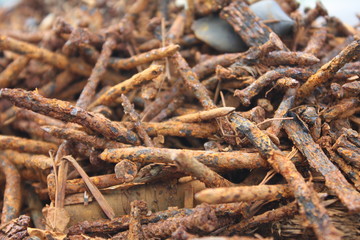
left=0, top=88, right=140, bottom=145
left=329, top=153, right=360, bottom=191
left=0, top=35, right=122, bottom=83
left=321, top=97, right=360, bottom=122
left=42, top=126, right=128, bottom=149
left=119, top=121, right=218, bottom=139
left=0, top=135, right=57, bottom=154
left=0, top=56, right=29, bottom=88
left=127, top=200, right=147, bottom=240
left=226, top=201, right=298, bottom=234
left=266, top=90, right=296, bottom=139
left=220, top=1, right=272, bottom=47
left=234, top=67, right=311, bottom=106
left=13, top=120, right=62, bottom=144
left=0, top=35, right=69, bottom=69
left=229, top=113, right=342, bottom=240
left=192, top=53, right=242, bottom=79
left=297, top=39, right=360, bottom=100
left=114, top=160, right=138, bottom=183
left=284, top=116, right=360, bottom=212
left=113, top=204, right=219, bottom=239
left=109, top=44, right=179, bottom=70
left=196, top=184, right=293, bottom=204
left=342, top=80, right=360, bottom=94
left=141, top=84, right=182, bottom=121
left=303, top=1, right=328, bottom=26
left=76, top=36, right=117, bottom=109
left=100, top=147, right=270, bottom=171
left=174, top=152, right=234, bottom=188
left=0, top=70, right=74, bottom=125
left=304, top=28, right=328, bottom=56
left=90, top=65, right=163, bottom=107
left=171, top=51, right=216, bottom=110
left=171, top=107, right=235, bottom=123
left=262, top=51, right=319, bottom=66
left=151, top=96, right=185, bottom=122
left=0, top=1, right=359, bottom=239
left=121, top=94, right=154, bottom=147
left=333, top=134, right=360, bottom=169
left=0, top=156, right=21, bottom=224
left=68, top=208, right=191, bottom=235
left=0, top=150, right=52, bottom=170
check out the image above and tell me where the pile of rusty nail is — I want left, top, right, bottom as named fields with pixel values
left=0, top=0, right=359, bottom=239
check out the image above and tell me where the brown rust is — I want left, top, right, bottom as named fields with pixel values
left=170, top=107, right=235, bottom=123
left=220, top=1, right=273, bottom=47
left=192, top=53, right=242, bottom=79
left=229, top=112, right=341, bottom=240
left=109, top=44, right=179, bottom=70
left=140, top=81, right=182, bottom=119
left=226, top=201, right=298, bottom=234
left=127, top=200, right=147, bottom=240
left=342, top=81, right=360, bottom=95
left=329, top=153, right=360, bottom=191
left=115, top=160, right=138, bottom=183
left=284, top=116, right=360, bottom=212
left=90, top=65, right=163, bottom=108
left=150, top=96, right=185, bottom=122
left=297, top=39, right=360, bottom=101
left=0, top=56, right=29, bottom=88
left=171, top=51, right=216, bottom=110
left=114, top=204, right=219, bottom=239
left=321, top=98, right=360, bottom=122
left=41, top=126, right=128, bottom=149
left=266, top=89, right=296, bottom=139
left=304, top=28, right=327, bottom=56
left=262, top=51, right=319, bottom=66
left=196, top=184, right=293, bottom=204
left=12, top=120, right=62, bottom=144
left=0, top=88, right=140, bottom=145
left=119, top=121, right=218, bottom=139
left=234, top=67, right=311, bottom=106
left=0, top=156, right=22, bottom=224
left=333, top=134, right=360, bottom=169
left=0, top=150, right=52, bottom=170
left=174, top=152, right=234, bottom=188
left=0, top=1, right=359, bottom=239
left=0, top=35, right=122, bottom=82
left=121, top=94, right=154, bottom=147
left=100, top=146, right=271, bottom=171
left=76, top=36, right=117, bottom=109
left=0, top=135, right=58, bottom=154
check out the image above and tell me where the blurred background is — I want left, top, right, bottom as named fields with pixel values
left=298, top=0, right=359, bottom=25
left=0, top=0, right=359, bottom=28
left=174, top=0, right=360, bottom=25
